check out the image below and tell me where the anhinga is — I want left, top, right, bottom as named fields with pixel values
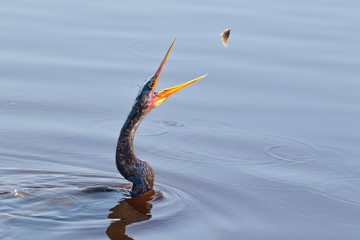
left=116, top=39, right=207, bottom=196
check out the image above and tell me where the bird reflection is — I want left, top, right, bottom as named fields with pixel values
left=106, top=190, right=155, bottom=240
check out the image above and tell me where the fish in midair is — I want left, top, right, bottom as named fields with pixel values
left=221, top=29, right=230, bottom=47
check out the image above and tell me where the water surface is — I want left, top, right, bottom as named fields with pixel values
left=1, top=0, right=360, bottom=239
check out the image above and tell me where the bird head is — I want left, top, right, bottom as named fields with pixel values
left=136, top=39, right=207, bottom=110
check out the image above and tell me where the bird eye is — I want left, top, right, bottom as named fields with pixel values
left=148, top=81, right=154, bottom=88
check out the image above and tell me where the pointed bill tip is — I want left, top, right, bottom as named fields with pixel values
left=152, top=39, right=177, bottom=89
left=151, top=74, right=208, bottom=107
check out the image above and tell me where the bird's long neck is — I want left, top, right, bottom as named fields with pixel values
left=116, top=98, right=155, bottom=196
left=116, top=102, right=149, bottom=168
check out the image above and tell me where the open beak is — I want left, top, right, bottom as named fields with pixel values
left=152, top=74, right=207, bottom=107
left=150, top=39, right=208, bottom=107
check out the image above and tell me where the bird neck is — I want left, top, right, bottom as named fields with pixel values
left=116, top=103, right=149, bottom=167
left=116, top=103, right=155, bottom=196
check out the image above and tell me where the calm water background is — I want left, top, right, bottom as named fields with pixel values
left=1, top=0, right=360, bottom=239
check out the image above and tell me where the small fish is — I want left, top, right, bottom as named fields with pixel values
left=221, top=29, right=230, bottom=47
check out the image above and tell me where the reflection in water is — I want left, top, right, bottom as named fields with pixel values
left=106, top=190, right=155, bottom=240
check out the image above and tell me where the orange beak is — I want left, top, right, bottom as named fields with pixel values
left=150, top=39, right=207, bottom=108
left=152, top=74, right=207, bottom=107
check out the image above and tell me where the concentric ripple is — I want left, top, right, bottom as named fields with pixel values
left=143, top=124, right=332, bottom=168
left=0, top=167, right=196, bottom=237
left=152, top=179, right=196, bottom=222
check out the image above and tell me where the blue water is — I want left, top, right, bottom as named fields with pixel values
left=1, top=0, right=360, bottom=239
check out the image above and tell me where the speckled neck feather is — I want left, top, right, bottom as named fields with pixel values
left=116, top=100, right=154, bottom=196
